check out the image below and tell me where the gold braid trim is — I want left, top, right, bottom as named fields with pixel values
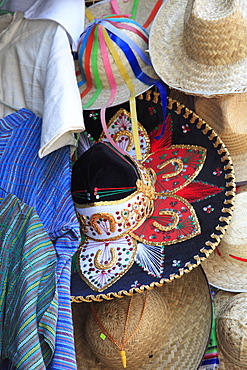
left=224, top=163, right=234, bottom=171
left=183, top=107, right=192, bottom=119
left=219, top=216, right=232, bottom=224
left=114, top=130, right=133, bottom=151
left=136, top=179, right=155, bottom=201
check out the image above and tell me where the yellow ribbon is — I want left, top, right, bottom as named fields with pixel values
left=85, top=7, right=94, bottom=22
left=102, top=27, right=142, bottom=160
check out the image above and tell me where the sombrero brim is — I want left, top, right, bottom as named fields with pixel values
left=72, top=266, right=212, bottom=370
left=71, top=97, right=235, bottom=302
left=149, top=0, right=247, bottom=97
left=218, top=350, right=245, bottom=370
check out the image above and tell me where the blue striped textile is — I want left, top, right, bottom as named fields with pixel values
left=0, top=109, right=81, bottom=369
left=0, top=194, right=58, bottom=369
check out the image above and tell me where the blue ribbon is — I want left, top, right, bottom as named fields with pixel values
left=110, top=31, right=167, bottom=128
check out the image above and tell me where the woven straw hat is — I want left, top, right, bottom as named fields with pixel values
left=194, top=93, right=247, bottom=184
left=76, top=14, right=159, bottom=110
left=85, top=0, right=165, bottom=31
left=72, top=266, right=212, bottom=370
left=214, top=291, right=247, bottom=370
left=149, top=0, right=247, bottom=97
left=202, top=185, right=247, bottom=292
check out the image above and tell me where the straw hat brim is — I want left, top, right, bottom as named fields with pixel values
left=76, top=59, right=158, bottom=110
left=149, top=0, right=247, bottom=97
left=202, top=250, right=247, bottom=292
left=202, top=188, right=247, bottom=292
left=72, top=266, right=212, bottom=370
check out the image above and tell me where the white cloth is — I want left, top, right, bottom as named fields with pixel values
left=2, top=0, right=85, bottom=51
left=0, top=12, right=84, bottom=157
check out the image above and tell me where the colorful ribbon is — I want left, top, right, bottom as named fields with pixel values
left=78, top=15, right=167, bottom=160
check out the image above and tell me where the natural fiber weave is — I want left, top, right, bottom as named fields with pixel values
left=85, top=0, right=162, bottom=30
left=202, top=185, right=247, bottom=292
left=85, top=290, right=166, bottom=369
left=215, top=292, right=247, bottom=369
left=149, top=0, right=247, bottom=97
left=72, top=266, right=212, bottom=370
left=194, top=93, right=247, bottom=183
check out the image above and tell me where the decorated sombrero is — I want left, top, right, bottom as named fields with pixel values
left=72, top=266, right=212, bottom=370
left=70, top=97, right=235, bottom=302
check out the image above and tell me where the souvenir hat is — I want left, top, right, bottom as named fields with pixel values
left=202, top=185, right=247, bottom=292
left=75, top=11, right=167, bottom=160
left=149, top=0, right=247, bottom=97
left=85, top=0, right=165, bottom=31
left=76, top=14, right=161, bottom=110
left=70, top=97, right=235, bottom=302
left=72, top=266, right=212, bottom=370
left=194, top=93, right=247, bottom=184
left=214, top=291, right=247, bottom=370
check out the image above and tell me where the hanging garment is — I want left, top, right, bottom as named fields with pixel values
left=0, top=11, right=84, bottom=157
left=0, top=193, right=58, bottom=369
left=0, top=108, right=81, bottom=370
left=2, top=0, right=85, bottom=51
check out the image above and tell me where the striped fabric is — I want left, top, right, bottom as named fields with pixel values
left=0, top=193, right=58, bottom=369
left=199, top=290, right=220, bottom=370
left=0, top=109, right=81, bottom=369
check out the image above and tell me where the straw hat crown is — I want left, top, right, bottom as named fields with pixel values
left=85, top=289, right=168, bottom=369
left=183, top=0, right=247, bottom=66
left=149, top=0, right=247, bottom=96
left=76, top=14, right=158, bottom=109
left=217, top=293, right=247, bottom=367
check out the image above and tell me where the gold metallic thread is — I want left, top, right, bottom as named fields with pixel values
left=157, top=158, right=184, bottom=178
left=90, top=213, right=116, bottom=235
left=94, top=248, right=117, bottom=270
left=152, top=210, right=179, bottom=231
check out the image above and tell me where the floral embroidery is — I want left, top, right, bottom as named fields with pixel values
left=172, top=260, right=181, bottom=267
left=182, top=124, right=190, bottom=133
left=213, top=167, right=222, bottom=177
left=148, top=106, right=156, bottom=115
left=89, top=110, right=98, bottom=120
left=131, top=280, right=141, bottom=288
left=203, top=205, right=215, bottom=213
left=99, top=108, right=150, bottom=160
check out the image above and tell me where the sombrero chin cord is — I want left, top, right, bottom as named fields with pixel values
left=90, top=290, right=148, bottom=368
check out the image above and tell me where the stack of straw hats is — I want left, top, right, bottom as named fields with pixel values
left=149, top=0, right=247, bottom=184
left=72, top=266, right=212, bottom=370
left=71, top=0, right=244, bottom=369
left=148, top=0, right=247, bottom=368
